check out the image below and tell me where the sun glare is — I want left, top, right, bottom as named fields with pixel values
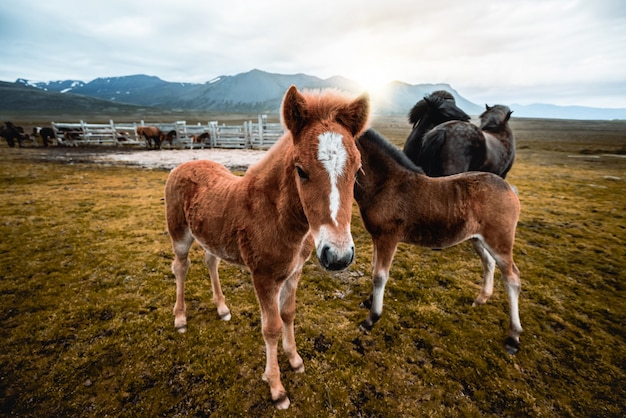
left=351, top=69, right=392, bottom=95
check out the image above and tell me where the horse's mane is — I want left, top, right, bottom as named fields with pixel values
left=250, top=88, right=369, bottom=176
left=286, top=88, right=368, bottom=124
left=408, top=90, right=459, bottom=126
left=358, top=129, right=424, bottom=174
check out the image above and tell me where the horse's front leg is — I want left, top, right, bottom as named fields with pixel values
left=279, top=271, right=304, bottom=373
left=360, top=238, right=398, bottom=331
left=204, top=252, right=231, bottom=320
left=254, top=275, right=290, bottom=410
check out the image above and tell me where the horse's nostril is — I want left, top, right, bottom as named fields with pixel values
left=319, top=245, right=354, bottom=271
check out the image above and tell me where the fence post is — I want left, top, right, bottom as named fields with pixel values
left=110, top=119, right=120, bottom=146
left=258, top=114, right=264, bottom=147
left=208, top=121, right=217, bottom=147
left=80, top=120, right=87, bottom=142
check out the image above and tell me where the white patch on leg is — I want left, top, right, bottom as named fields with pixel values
left=317, top=132, right=347, bottom=225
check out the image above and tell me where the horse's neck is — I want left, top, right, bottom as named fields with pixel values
left=244, top=136, right=309, bottom=232
left=485, top=126, right=515, bottom=151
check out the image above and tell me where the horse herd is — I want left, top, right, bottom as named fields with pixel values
left=164, top=86, right=518, bottom=409
left=0, top=123, right=209, bottom=149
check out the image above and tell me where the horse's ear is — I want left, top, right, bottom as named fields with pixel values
left=485, top=104, right=491, bottom=111
left=282, top=85, right=308, bottom=138
left=336, top=92, right=370, bottom=138
left=506, top=110, right=513, bottom=121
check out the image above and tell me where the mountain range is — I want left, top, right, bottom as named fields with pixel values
left=6, top=69, right=626, bottom=120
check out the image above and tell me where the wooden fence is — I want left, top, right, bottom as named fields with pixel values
left=49, top=115, right=284, bottom=149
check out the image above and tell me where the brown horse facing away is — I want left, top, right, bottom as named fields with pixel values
left=136, top=126, right=162, bottom=149
left=164, top=85, right=369, bottom=409
left=354, top=129, right=522, bottom=354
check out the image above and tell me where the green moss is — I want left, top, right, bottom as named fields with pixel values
left=1, top=118, right=625, bottom=416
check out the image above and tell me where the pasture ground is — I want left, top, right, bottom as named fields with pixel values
left=0, top=117, right=625, bottom=416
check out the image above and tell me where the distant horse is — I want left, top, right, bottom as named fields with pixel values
left=354, top=129, right=522, bottom=354
left=34, top=127, right=55, bottom=147
left=160, top=130, right=177, bottom=148
left=136, top=126, right=162, bottom=149
left=403, top=90, right=470, bottom=163
left=191, top=132, right=211, bottom=148
left=409, top=104, right=516, bottom=179
left=164, top=85, right=369, bottom=409
left=1, top=122, right=26, bottom=147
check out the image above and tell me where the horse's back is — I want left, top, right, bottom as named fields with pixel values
left=454, top=171, right=520, bottom=225
left=166, top=161, right=239, bottom=217
left=419, top=121, right=484, bottom=176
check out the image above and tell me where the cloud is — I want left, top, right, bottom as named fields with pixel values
left=1, top=0, right=625, bottom=107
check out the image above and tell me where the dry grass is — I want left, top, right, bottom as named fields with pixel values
left=0, top=117, right=625, bottom=417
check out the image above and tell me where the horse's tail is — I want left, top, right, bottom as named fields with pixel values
left=403, top=128, right=422, bottom=164
left=417, top=128, right=448, bottom=176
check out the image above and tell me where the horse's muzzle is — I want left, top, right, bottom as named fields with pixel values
left=318, top=244, right=355, bottom=271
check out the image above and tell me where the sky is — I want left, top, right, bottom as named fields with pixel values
left=1, top=0, right=625, bottom=108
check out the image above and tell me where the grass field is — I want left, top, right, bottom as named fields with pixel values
left=1, top=116, right=625, bottom=416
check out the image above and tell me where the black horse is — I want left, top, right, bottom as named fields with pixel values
left=33, top=127, right=56, bottom=147
left=402, top=90, right=470, bottom=163
left=1, top=122, right=26, bottom=147
left=415, top=105, right=515, bottom=179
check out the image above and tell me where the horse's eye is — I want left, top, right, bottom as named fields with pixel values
left=296, top=166, right=309, bottom=180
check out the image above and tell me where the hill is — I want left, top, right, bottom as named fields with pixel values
left=12, top=70, right=480, bottom=115
left=9, top=69, right=626, bottom=119
left=0, top=81, right=154, bottom=116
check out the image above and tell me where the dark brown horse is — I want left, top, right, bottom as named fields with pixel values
left=164, top=86, right=369, bottom=408
left=191, top=132, right=211, bottom=148
left=403, top=91, right=470, bottom=163
left=160, top=130, right=177, bottom=148
left=354, top=129, right=522, bottom=354
left=1, top=122, right=26, bottom=147
left=407, top=104, right=516, bottom=179
left=33, top=127, right=55, bottom=147
left=136, top=126, right=162, bottom=149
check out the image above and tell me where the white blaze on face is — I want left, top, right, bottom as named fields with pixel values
left=317, top=132, right=347, bottom=225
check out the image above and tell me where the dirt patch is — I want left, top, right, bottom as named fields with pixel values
left=17, top=146, right=267, bottom=171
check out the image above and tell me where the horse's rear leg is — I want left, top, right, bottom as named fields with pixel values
left=473, top=238, right=523, bottom=353
left=499, top=259, right=522, bottom=354
left=360, top=239, right=398, bottom=331
left=471, top=238, right=496, bottom=306
left=171, top=234, right=194, bottom=333
left=204, top=251, right=231, bottom=320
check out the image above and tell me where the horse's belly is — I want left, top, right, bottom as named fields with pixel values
left=404, top=217, right=471, bottom=249
left=195, top=235, right=245, bottom=265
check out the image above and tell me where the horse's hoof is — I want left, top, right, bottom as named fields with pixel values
left=219, top=311, right=232, bottom=321
left=359, top=320, right=373, bottom=332
left=176, top=326, right=187, bottom=334
left=504, top=337, right=520, bottom=354
left=273, top=393, right=290, bottom=410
